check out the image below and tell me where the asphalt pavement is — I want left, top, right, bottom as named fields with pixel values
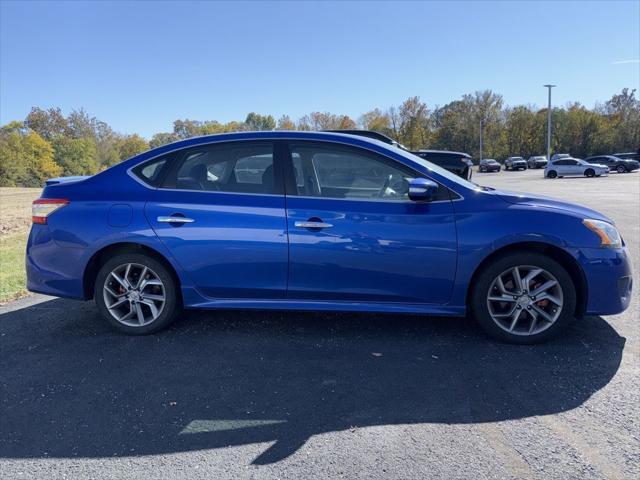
left=1, top=167, right=638, bottom=479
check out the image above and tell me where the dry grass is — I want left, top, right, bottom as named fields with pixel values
left=0, top=187, right=41, bottom=302
left=0, top=187, right=41, bottom=236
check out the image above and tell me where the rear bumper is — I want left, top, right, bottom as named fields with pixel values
left=575, top=247, right=633, bottom=315
left=25, top=226, right=85, bottom=300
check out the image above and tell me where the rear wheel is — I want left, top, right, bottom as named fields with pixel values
left=585, top=168, right=595, bottom=178
left=616, top=165, right=626, bottom=173
left=547, top=170, right=557, bottom=179
left=95, top=253, right=182, bottom=334
left=469, top=252, right=576, bottom=344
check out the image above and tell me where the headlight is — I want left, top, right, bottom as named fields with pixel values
left=582, top=219, right=622, bottom=248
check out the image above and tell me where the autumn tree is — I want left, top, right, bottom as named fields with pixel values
left=0, top=122, right=62, bottom=187
left=276, top=115, right=296, bottom=130
left=117, top=134, right=149, bottom=161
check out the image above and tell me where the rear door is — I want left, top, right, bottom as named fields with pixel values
left=283, top=141, right=458, bottom=305
left=142, top=140, right=289, bottom=299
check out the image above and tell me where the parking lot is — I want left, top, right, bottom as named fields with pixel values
left=0, top=168, right=638, bottom=480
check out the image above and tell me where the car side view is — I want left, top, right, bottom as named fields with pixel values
left=584, top=155, right=640, bottom=174
left=545, top=157, right=609, bottom=178
left=26, top=132, right=632, bottom=344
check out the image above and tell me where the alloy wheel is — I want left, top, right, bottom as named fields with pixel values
left=486, top=265, right=563, bottom=336
left=103, top=263, right=166, bottom=327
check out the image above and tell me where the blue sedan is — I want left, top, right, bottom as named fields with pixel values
left=26, top=132, right=632, bottom=343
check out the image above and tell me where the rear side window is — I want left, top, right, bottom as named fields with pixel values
left=131, top=157, right=168, bottom=187
left=162, top=142, right=275, bottom=194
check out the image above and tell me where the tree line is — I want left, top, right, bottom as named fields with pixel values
left=1, top=88, right=638, bottom=187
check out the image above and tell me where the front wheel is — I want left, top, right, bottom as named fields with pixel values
left=95, top=253, right=182, bottom=334
left=469, top=252, right=576, bottom=344
left=616, top=165, right=626, bottom=173
left=585, top=168, right=595, bottom=178
left=547, top=170, right=557, bottom=179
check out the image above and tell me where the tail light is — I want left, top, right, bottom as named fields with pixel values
left=32, top=198, right=69, bottom=224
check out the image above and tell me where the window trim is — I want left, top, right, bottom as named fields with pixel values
left=126, top=136, right=464, bottom=201
left=139, top=140, right=285, bottom=196
left=282, top=140, right=457, bottom=203
left=129, top=153, right=174, bottom=188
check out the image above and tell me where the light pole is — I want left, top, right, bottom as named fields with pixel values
left=479, top=119, right=483, bottom=161
left=544, top=84, right=556, bottom=161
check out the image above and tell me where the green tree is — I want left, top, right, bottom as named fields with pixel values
left=173, top=119, right=203, bottom=139
left=0, top=124, right=61, bottom=187
left=149, top=132, right=181, bottom=149
left=52, top=137, right=98, bottom=176
left=117, top=134, right=149, bottom=161
left=245, top=112, right=276, bottom=131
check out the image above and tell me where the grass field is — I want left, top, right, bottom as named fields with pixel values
left=0, top=188, right=41, bottom=303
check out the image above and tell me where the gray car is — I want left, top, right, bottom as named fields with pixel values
left=544, top=157, right=609, bottom=178
left=504, top=156, right=527, bottom=170
left=527, top=155, right=548, bottom=169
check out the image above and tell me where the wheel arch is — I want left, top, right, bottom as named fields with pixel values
left=83, top=242, right=182, bottom=301
left=466, top=241, right=588, bottom=317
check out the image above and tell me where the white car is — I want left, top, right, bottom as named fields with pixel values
left=544, top=158, right=609, bottom=178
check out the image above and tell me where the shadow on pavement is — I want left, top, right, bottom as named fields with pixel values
left=0, top=298, right=625, bottom=464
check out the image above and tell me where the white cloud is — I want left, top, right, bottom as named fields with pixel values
left=611, top=59, right=640, bottom=65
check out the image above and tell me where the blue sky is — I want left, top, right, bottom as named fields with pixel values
left=1, top=0, right=638, bottom=138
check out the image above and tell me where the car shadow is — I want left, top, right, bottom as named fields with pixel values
left=0, top=298, right=625, bottom=464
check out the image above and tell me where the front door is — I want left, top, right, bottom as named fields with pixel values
left=284, top=141, right=458, bottom=305
left=144, top=141, right=288, bottom=299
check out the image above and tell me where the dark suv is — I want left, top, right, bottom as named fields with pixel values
left=326, top=129, right=473, bottom=180
left=584, top=155, right=640, bottom=173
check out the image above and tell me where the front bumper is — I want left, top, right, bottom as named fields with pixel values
left=575, top=246, right=633, bottom=315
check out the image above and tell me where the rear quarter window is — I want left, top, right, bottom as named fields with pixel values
left=131, top=157, right=169, bottom=187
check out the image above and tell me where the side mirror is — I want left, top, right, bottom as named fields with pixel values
left=408, top=178, right=439, bottom=202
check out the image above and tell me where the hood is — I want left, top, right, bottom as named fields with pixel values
left=494, top=189, right=613, bottom=223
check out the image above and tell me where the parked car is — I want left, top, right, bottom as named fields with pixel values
left=544, top=157, right=609, bottom=178
left=27, top=131, right=632, bottom=344
left=326, top=129, right=407, bottom=150
left=325, top=130, right=473, bottom=180
left=411, top=150, right=474, bottom=180
left=479, top=159, right=501, bottom=172
left=584, top=155, right=640, bottom=173
left=613, top=151, right=640, bottom=161
left=527, top=156, right=548, bottom=169
left=504, top=156, right=527, bottom=170
left=551, top=153, right=572, bottom=161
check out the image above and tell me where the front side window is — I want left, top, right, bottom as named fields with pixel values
left=162, top=142, right=274, bottom=194
left=289, top=142, right=447, bottom=201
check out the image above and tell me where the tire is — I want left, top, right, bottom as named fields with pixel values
left=585, top=168, right=595, bottom=178
left=94, top=252, right=182, bottom=335
left=547, top=170, right=558, bottom=179
left=616, top=165, right=626, bottom=173
left=469, top=252, right=577, bottom=344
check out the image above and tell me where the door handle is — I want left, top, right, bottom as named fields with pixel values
left=295, top=221, right=333, bottom=229
left=157, top=216, right=195, bottom=224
